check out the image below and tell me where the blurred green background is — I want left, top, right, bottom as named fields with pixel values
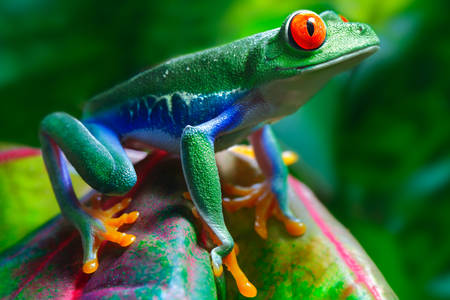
left=0, top=0, right=449, bottom=299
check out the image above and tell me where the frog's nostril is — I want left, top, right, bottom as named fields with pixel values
left=358, top=25, right=363, bottom=33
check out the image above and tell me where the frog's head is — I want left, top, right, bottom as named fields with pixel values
left=252, top=10, right=380, bottom=117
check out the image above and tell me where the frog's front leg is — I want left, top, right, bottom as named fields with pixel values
left=181, top=108, right=240, bottom=271
left=223, top=125, right=306, bottom=239
left=180, top=105, right=257, bottom=297
left=40, top=112, right=138, bottom=273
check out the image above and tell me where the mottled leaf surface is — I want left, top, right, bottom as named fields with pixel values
left=0, top=149, right=396, bottom=299
left=0, top=152, right=216, bottom=299
left=217, top=151, right=397, bottom=299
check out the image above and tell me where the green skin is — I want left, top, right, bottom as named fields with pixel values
left=40, top=10, right=379, bottom=275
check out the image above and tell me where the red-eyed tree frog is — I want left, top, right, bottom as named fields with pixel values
left=39, top=10, right=379, bottom=298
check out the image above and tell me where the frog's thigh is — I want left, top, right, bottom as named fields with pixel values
left=41, top=112, right=136, bottom=194
left=83, top=122, right=137, bottom=194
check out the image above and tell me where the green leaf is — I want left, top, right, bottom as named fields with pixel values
left=217, top=151, right=397, bottom=299
left=0, top=149, right=396, bottom=299
left=0, top=147, right=87, bottom=252
left=0, top=152, right=216, bottom=299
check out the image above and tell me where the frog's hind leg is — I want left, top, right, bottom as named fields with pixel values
left=40, top=112, right=139, bottom=273
left=223, top=125, right=306, bottom=239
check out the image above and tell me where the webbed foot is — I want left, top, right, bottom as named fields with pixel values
left=81, top=196, right=139, bottom=273
left=224, top=145, right=306, bottom=239
left=222, top=181, right=306, bottom=239
left=190, top=206, right=257, bottom=298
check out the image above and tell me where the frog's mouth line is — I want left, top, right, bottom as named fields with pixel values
left=276, top=45, right=380, bottom=73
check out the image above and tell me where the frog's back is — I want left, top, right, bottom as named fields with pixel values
left=83, top=64, right=171, bottom=118
left=84, top=51, right=232, bottom=118
left=83, top=59, right=250, bottom=152
left=81, top=41, right=259, bottom=148
left=83, top=31, right=273, bottom=118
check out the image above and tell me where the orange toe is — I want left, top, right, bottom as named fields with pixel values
left=82, top=258, right=98, bottom=274
left=223, top=247, right=257, bottom=298
left=126, top=211, right=140, bottom=223
left=254, top=221, right=268, bottom=240
left=119, top=234, right=136, bottom=247
left=239, top=281, right=257, bottom=298
left=102, top=197, right=133, bottom=217
left=284, top=219, right=307, bottom=236
left=213, top=264, right=223, bottom=277
left=253, top=193, right=273, bottom=239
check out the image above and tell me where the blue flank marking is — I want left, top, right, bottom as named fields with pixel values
left=83, top=89, right=249, bottom=140
left=261, top=126, right=279, bottom=177
left=260, top=125, right=287, bottom=205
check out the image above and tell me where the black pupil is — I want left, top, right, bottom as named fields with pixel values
left=306, top=18, right=315, bottom=36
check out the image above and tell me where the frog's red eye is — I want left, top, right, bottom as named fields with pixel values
left=340, top=15, right=349, bottom=23
left=289, top=12, right=326, bottom=50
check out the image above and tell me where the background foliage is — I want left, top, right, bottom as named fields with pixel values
left=0, top=0, right=448, bottom=299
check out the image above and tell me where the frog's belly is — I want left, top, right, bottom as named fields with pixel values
left=125, top=125, right=256, bottom=155
left=125, top=128, right=181, bottom=154
left=214, top=126, right=257, bottom=152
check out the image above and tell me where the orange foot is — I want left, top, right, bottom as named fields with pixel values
left=82, top=197, right=139, bottom=273
left=222, top=181, right=306, bottom=239
left=224, top=145, right=306, bottom=239
left=190, top=205, right=257, bottom=298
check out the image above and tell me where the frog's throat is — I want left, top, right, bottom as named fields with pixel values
left=276, top=45, right=380, bottom=73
